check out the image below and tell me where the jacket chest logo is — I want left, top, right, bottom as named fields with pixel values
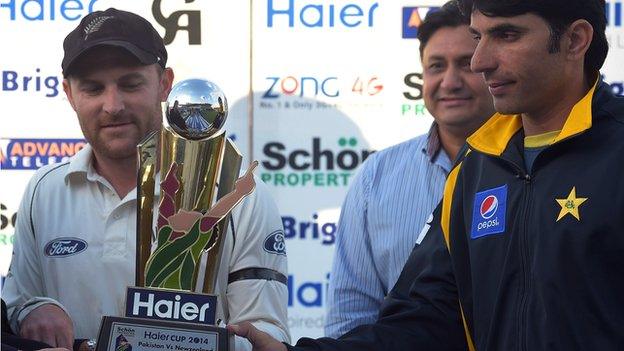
left=471, top=184, right=507, bottom=239
left=44, top=237, right=88, bottom=257
left=555, top=186, right=588, bottom=221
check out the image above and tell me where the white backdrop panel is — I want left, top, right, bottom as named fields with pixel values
left=1, top=0, right=623, bottom=344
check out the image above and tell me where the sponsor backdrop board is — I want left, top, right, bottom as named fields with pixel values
left=1, top=0, right=623, bottom=343
left=252, top=0, right=439, bottom=339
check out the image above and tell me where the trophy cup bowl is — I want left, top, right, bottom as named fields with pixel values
left=166, top=79, right=228, bottom=140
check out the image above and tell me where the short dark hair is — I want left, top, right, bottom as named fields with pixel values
left=418, top=1, right=470, bottom=59
left=458, top=0, right=608, bottom=75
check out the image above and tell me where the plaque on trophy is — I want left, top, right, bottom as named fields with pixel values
left=96, top=79, right=256, bottom=351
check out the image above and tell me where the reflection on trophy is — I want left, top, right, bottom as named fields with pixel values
left=97, top=79, right=253, bottom=351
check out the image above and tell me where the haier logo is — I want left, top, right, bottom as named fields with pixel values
left=402, top=6, right=439, bottom=39
left=0, top=138, right=86, bottom=170
left=471, top=185, right=507, bottom=239
left=267, top=0, right=378, bottom=28
left=261, top=137, right=374, bottom=187
left=152, top=0, right=201, bottom=45
left=2, top=68, right=61, bottom=98
left=126, top=287, right=217, bottom=325
left=606, top=1, right=622, bottom=27
left=1, top=0, right=98, bottom=21
left=282, top=214, right=336, bottom=245
left=288, top=273, right=329, bottom=307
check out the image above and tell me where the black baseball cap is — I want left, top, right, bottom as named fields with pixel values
left=62, top=8, right=167, bottom=77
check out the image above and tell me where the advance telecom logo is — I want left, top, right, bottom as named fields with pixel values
left=471, top=184, right=507, bottom=239
left=402, top=6, right=440, bottom=39
left=0, top=138, right=86, bottom=170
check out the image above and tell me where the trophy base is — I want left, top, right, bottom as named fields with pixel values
left=96, top=316, right=234, bottom=351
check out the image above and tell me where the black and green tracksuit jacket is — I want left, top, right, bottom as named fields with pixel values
left=291, top=81, right=624, bottom=351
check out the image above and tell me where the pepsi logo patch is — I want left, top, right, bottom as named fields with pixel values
left=471, top=185, right=507, bottom=239
left=480, top=195, right=498, bottom=219
left=44, top=237, right=88, bottom=257
left=263, top=230, right=286, bottom=255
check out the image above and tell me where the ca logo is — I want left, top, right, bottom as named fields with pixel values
left=152, top=0, right=202, bottom=45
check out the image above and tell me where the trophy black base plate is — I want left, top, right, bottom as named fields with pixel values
left=96, top=316, right=234, bottom=351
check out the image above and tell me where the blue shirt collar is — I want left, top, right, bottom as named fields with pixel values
left=422, top=122, right=451, bottom=173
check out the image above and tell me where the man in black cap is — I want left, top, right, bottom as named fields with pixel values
left=3, top=8, right=289, bottom=351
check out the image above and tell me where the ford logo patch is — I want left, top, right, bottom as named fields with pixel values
left=44, top=237, right=88, bottom=257
left=263, top=230, right=286, bottom=255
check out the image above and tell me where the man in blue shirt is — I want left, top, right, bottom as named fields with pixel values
left=324, top=1, right=494, bottom=337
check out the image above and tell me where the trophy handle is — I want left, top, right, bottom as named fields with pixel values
left=195, top=139, right=242, bottom=293
left=194, top=138, right=243, bottom=293
left=136, top=130, right=159, bottom=287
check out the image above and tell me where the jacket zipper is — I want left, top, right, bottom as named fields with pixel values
left=517, top=172, right=531, bottom=351
left=486, top=151, right=542, bottom=350
left=501, top=158, right=532, bottom=351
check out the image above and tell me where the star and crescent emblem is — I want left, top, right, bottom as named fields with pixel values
left=555, top=186, right=587, bottom=222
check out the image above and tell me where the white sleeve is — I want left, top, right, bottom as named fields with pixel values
left=2, top=172, right=68, bottom=333
left=226, top=175, right=290, bottom=350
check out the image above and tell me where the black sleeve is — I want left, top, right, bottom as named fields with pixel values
left=288, top=204, right=467, bottom=351
left=1, top=299, right=13, bottom=335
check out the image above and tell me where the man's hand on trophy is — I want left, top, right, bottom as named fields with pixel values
left=20, top=304, right=74, bottom=349
left=227, top=322, right=287, bottom=351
